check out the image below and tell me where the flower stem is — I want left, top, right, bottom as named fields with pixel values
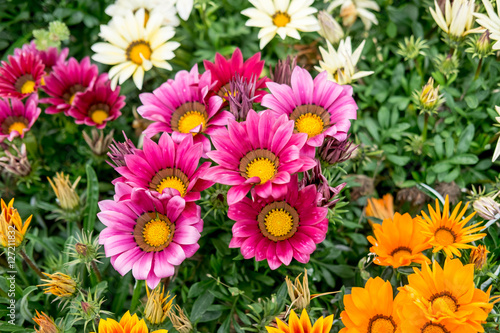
left=19, top=249, right=44, bottom=279
left=91, top=261, right=102, bottom=282
left=422, top=113, right=429, bottom=142
left=474, top=58, right=483, bottom=80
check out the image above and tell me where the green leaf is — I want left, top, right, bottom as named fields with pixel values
left=386, top=21, right=398, bottom=38
left=85, top=164, right=99, bottom=232
left=433, top=135, right=444, bottom=159
left=456, top=124, right=475, bottom=154
left=378, top=107, right=390, bottom=129
left=465, top=95, right=479, bottom=109
left=386, top=154, right=410, bottom=166
left=191, top=292, right=215, bottom=322
left=432, top=162, right=452, bottom=173
left=445, top=136, right=455, bottom=158
left=448, top=154, right=479, bottom=165
left=330, top=265, right=355, bottom=278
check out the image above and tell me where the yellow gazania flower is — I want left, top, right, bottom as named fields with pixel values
left=93, top=311, right=168, bottom=333
left=397, top=258, right=496, bottom=333
left=367, top=212, right=431, bottom=268
left=266, top=309, right=333, bottom=333
left=0, top=198, right=32, bottom=247
left=144, top=284, right=175, bottom=325
left=418, top=195, right=486, bottom=258
left=340, top=277, right=401, bottom=333
left=47, top=172, right=81, bottom=211
left=38, top=272, right=77, bottom=298
left=33, top=310, right=59, bottom=333
left=365, top=194, right=394, bottom=225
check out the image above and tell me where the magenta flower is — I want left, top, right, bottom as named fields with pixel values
left=98, top=188, right=203, bottom=288
left=203, top=48, right=269, bottom=102
left=203, top=110, right=316, bottom=205
left=228, top=176, right=328, bottom=269
left=67, top=76, right=124, bottom=129
left=15, top=41, right=68, bottom=73
left=0, top=95, right=41, bottom=142
left=41, top=57, right=100, bottom=115
left=112, top=133, right=213, bottom=202
left=137, top=65, right=232, bottom=153
left=262, top=67, right=358, bottom=156
left=0, top=51, right=45, bottom=100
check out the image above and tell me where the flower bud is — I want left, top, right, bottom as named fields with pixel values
left=145, top=284, right=175, bottom=325
left=0, top=143, right=31, bottom=177
left=39, top=272, right=77, bottom=299
left=286, top=269, right=311, bottom=311
left=168, top=304, right=194, bottom=333
left=413, top=77, right=445, bottom=114
left=107, top=132, right=136, bottom=168
left=83, top=129, right=115, bottom=157
left=473, top=196, right=500, bottom=220
left=47, top=172, right=81, bottom=211
left=469, top=245, right=489, bottom=270
left=270, top=56, right=297, bottom=86
left=397, top=36, right=428, bottom=61
left=33, top=310, right=60, bottom=333
left=318, top=11, right=344, bottom=45
left=319, top=135, right=358, bottom=165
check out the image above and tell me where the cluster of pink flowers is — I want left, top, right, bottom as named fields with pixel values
left=99, top=48, right=358, bottom=286
left=0, top=41, right=125, bottom=143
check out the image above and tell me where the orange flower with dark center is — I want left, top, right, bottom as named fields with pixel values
left=266, top=309, right=333, bottom=333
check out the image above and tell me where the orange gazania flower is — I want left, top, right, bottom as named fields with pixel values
left=94, top=311, right=168, bottom=333
left=397, top=258, right=496, bottom=333
left=0, top=198, right=32, bottom=247
left=365, top=194, right=394, bottom=225
left=367, top=212, right=431, bottom=268
left=418, top=195, right=486, bottom=258
left=340, top=277, right=401, bottom=333
left=266, top=309, right=333, bottom=333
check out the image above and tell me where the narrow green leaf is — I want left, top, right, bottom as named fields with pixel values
left=85, top=164, right=99, bottom=232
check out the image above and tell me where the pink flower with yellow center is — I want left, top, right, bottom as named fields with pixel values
left=41, top=57, right=101, bottom=115
left=0, top=95, right=40, bottom=142
left=15, top=41, right=68, bottom=73
left=98, top=188, right=203, bottom=288
left=228, top=176, right=328, bottom=269
left=203, top=109, right=316, bottom=205
left=67, top=76, right=125, bottom=129
left=112, top=133, right=213, bottom=202
left=0, top=51, right=45, bottom=99
left=138, top=65, right=233, bottom=154
left=203, top=48, right=269, bottom=102
left=262, top=67, right=357, bottom=156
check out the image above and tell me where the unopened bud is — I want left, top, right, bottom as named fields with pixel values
left=318, top=11, right=344, bottom=45
left=469, top=245, right=489, bottom=270
left=473, top=196, right=500, bottom=220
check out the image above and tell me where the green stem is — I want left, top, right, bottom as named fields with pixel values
left=422, top=113, right=429, bottom=142
left=474, top=58, right=483, bottom=80
left=19, top=249, right=44, bottom=279
left=130, top=279, right=143, bottom=313
left=91, top=261, right=102, bottom=282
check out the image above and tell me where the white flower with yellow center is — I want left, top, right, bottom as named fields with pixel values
left=105, top=0, right=180, bottom=27
left=175, top=0, right=194, bottom=20
left=475, top=0, right=500, bottom=49
left=327, top=0, right=380, bottom=30
left=315, top=37, right=373, bottom=85
left=91, top=8, right=180, bottom=90
left=242, top=0, right=320, bottom=49
left=430, top=0, right=483, bottom=41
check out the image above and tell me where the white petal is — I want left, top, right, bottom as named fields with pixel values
left=177, top=0, right=194, bottom=20
left=133, top=66, right=145, bottom=90
left=119, top=64, right=138, bottom=85
left=259, top=31, right=276, bottom=49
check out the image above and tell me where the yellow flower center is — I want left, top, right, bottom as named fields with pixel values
left=422, top=324, right=448, bottom=333
left=295, top=113, right=324, bottom=138
left=69, top=93, right=77, bottom=105
left=143, top=218, right=172, bottom=247
left=90, top=109, right=109, bottom=125
left=21, top=80, right=36, bottom=94
left=127, top=41, right=152, bottom=65
left=368, top=316, right=396, bottom=333
left=431, top=293, right=458, bottom=312
left=264, top=209, right=293, bottom=237
left=390, top=247, right=412, bottom=262
left=246, top=158, right=276, bottom=184
left=41, top=76, right=46, bottom=86
left=434, top=228, right=456, bottom=246
left=273, top=11, right=291, bottom=27
left=8, top=122, right=27, bottom=135
left=156, top=176, right=187, bottom=197
left=177, top=111, right=207, bottom=134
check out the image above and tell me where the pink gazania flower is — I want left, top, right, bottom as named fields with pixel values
left=0, top=51, right=45, bottom=100
left=262, top=67, right=358, bottom=156
left=0, top=95, right=40, bottom=142
left=228, top=176, right=328, bottom=269
left=67, top=76, right=124, bottom=129
left=98, top=188, right=203, bottom=288
left=14, top=41, right=69, bottom=73
left=41, top=57, right=100, bottom=115
left=137, top=65, right=232, bottom=153
left=203, top=48, right=269, bottom=102
left=203, top=110, right=316, bottom=205
left=112, top=133, right=213, bottom=202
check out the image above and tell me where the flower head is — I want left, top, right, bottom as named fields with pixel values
left=263, top=67, right=358, bottom=154
left=92, top=8, right=180, bottom=89
left=107, top=132, right=137, bottom=168
left=39, top=272, right=77, bottom=299
left=0, top=95, right=41, bottom=142
left=285, top=269, right=310, bottom=311
left=418, top=195, right=486, bottom=258
left=138, top=65, right=231, bottom=154
left=340, top=277, right=401, bottom=333
left=315, top=37, right=373, bottom=85
left=98, top=189, right=203, bottom=288
left=94, top=311, right=168, bottom=333
left=41, top=57, right=100, bottom=115
left=318, top=135, right=357, bottom=164
left=14, top=41, right=68, bottom=73
left=242, top=0, right=319, bottom=49
left=327, top=0, right=380, bottom=30
left=430, top=0, right=481, bottom=42
left=299, top=162, right=346, bottom=209
left=225, top=75, right=258, bottom=121
left=367, top=212, right=431, bottom=268
left=203, top=48, right=269, bottom=102
left=413, top=77, right=445, bottom=115
left=145, top=284, right=175, bottom=325
left=33, top=310, right=60, bottom=333
left=228, top=176, right=328, bottom=269
left=0, top=51, right=45, bottom=99
left=475, top=0, right=500, bottom=50
left=318, top=11, right=344, bottom=44
left=269, top=56, right=297, bottom=86
left=105, top=0, right=180, bottom=27
left=203, top=110, right=316, bottom=205
left=365, top=194, right=394, bottom=225
left=0, top=142, right=31, bottom=177
left=266, top=309, right=333, bottom=333
left=67, top=77, right=124, bottom=129
left=0, top=198, right=32, bottom=247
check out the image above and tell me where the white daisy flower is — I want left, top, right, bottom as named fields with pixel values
left=105, top=0, right=180, bottom=27
left=327, top=0, right=379, bottom=30
left=493, top=106, right=500, bottom=161
left=430, top=0, right=482, bottom=40
left=315, top=37, right=373, bottom=85
left=175, top=0, right=194, bottom=20
left=92, top=8, right=180, bottom=90
left=475, top=0, right=500, bottom=49
left=241, top=0, right=320, bottom=49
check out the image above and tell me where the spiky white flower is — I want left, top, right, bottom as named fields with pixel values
left=474, top=0, right=500, bottom=49
left=327, top=0, right=379, bottom=30
left=429, top=0, right=482, bottom=40
left=105, top=0, right=180, bottom=27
